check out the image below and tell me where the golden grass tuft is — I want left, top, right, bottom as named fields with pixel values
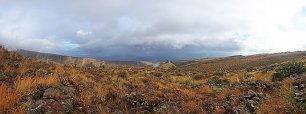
left=15, top=75, right=59, bottom=95
left=0, top=84, right=23, bottom=114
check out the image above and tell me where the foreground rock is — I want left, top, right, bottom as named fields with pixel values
left=28, top=86, right=76, bottom=114
left=221, top=90, right=265, bottom=114
left=293, top=74, right=306, bottom=103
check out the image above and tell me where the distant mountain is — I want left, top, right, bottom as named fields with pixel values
left=15, top=49, right=154, bottom=67
left=15, top=49, right=306, bottom=70
left=174, top=51, right=306, bottom=72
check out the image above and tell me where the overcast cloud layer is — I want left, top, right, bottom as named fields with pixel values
left=1, top=0, right=306, bottom=61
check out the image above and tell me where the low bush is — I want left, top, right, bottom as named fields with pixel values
left=118, top=70, right=129, bottom=78
left=207, top=76, right=229, bottom=86
left=213, top=88, right=224, bottom=94
left=272, top=61, right=305, bottom=81
left=193, top=74, right=204, bottom=80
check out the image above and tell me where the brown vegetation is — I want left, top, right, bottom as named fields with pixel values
left=0, top=47, right=305, bottom=113
left=0, top=84, right=23, bottom=114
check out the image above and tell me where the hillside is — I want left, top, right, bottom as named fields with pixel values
left=177, top=51, right=306, bottom=73
left=16, top=49, right=154, bottom=67
left=0, top=47, right=305, bottom=113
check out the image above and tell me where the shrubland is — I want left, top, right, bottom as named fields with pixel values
left=0, top=46, right=305, bottom=113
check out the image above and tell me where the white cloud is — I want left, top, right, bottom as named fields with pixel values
left=0, top=0, right=306, bottom=60
left=76, top=29, right=92, bottom=38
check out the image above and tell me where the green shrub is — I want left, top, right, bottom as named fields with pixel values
left=207, top=76, right=229, bottom=86
left=213, top=88, right=224, bottom=94
left=272, top=61, right=305, bottom=81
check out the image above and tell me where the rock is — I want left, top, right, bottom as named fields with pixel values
left=300, top=84, right=305, bottom=88
left=43, top=88, right=63, bottom=100
left=28, top=100, right=47, bottom=113
left=13, top=61, right=19, bottom=68
left=27, top=87, right=76, bottom=114
left=294, top=97, right=306, bottom=102
left=61, top=86, right=76, bottom=98
left=60, top=99, right=74, bottom=113
left=292, top=74, right=306, bottom=103
left=253, top=97, right=260, bottom=101
left=203, top=98, right=217, bottom=113
left=222, top=102, right=238, bottom=114
left=245, top=99, right=258, bottom=113
left=244, top=90, right=257, bottom=99
left=25, top=97, right=35, bottom=107
left=33, top=89, right=45, bottom=101
left=295, top=92, right=301, bottom=97
left=0, top=73, right=9, bottom=82
left=257, top=93, right=264, bottom=98
left=48, top=100, right=65, bottom=113
left=29, top=99, right=66, bottom=114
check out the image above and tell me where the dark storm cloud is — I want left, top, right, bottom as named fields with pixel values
left=0, top=0, right=306, bottom=61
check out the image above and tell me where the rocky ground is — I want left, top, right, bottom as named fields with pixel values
left=293, top=74, right=306, bottom=103
left=0, top=47, right=305, bottom=113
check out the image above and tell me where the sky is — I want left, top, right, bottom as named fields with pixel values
left=1, top=0, right=306, bottom=61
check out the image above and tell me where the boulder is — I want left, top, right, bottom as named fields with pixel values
left=0, top=73, right=10, bottom=82
left=244, top=90, right=257, bottom=99
left=29, top=87, right=75, bottom=113
left=43, top=88, right=63, bottom=100
left=29, top=99, right=65, bottom=114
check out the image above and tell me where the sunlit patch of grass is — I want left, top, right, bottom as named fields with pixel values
left=168, top=76, right=194, bottom=85
left=253, top=71, right=273, bottom=82
left=80, top=90, right=95, bottom=106
left=182, top=100, right=203, bottom=113
left=15, top=75, right=59, bottom=96
left=15, top=77, right=36, bottom=96
left=0, top=84, right=24, bottom=114
left=94, top=83, right=109, bottom=102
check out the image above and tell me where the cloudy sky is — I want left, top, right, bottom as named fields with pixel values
left=1, top=0, right=306, bottom=61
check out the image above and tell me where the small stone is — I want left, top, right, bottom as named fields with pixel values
left=244, top=90, right=257, bottom=99
left=295, top=92, right=301, bottom=97
left=253, top=97, right=260, bottom=101
left=294, top=97, right=306, bottom=102
left=258, top=93, right=264, bottom=98
left=0, top=74, right=9, bottom=81
left=13, top=61, right=19, bottom=68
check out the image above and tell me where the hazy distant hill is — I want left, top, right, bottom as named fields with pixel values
left=15, top=49, right=306, bottom=70
left=175, top=51, right=306, bottom=72
left=16, top=49, right=154, bottom=67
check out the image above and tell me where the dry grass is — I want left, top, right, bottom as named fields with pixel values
left=259, top=78, right=305, bottom=113
left=80, top=90, right=94, bottom=106
left=0, top=84, right=23, bottom=114
left=253, top=71, right=273, bottom=82
left=15, top=77, right=36, bottom=95
left=15, top=75, right=59, bottom=96
left=1, top=47, right=306, bottom=113
left=182, top=100, right=202, bottom=113
left=94, top=84, right=108, bottom=101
